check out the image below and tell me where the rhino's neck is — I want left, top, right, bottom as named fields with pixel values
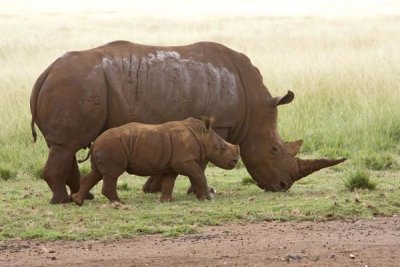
left=185, top=126, right=206, bottom=163
left=237, top=103, right=278, bottom=168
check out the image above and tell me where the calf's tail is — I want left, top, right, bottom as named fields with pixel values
left=78, top=145, right=93, bottom=163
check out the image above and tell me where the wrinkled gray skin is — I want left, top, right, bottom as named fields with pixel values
left=30, top=41, right=346, bottom=204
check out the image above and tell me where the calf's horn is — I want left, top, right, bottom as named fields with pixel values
left=293, top=158, right=347, bottom=181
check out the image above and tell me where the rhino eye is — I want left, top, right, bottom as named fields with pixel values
left=271, top=146, right=279, bottom=154
left=220, top=142, right=227, bottom=151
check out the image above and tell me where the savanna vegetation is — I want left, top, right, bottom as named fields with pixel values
left=0, top=1, right=399, bottom=240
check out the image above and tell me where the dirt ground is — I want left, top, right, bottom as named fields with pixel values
left=1, top=216, right=399, bottom=267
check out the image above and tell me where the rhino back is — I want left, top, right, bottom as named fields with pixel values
left=34, top=41, right=263, bottom=148
left=113, top=121, right=199, bottom=175
left=97, top=41, right=249, bottom=140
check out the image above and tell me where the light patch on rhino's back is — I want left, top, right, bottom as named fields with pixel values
left=138, top=51, right=239, bottom=124
left=148, top=51, right=181, bottom=63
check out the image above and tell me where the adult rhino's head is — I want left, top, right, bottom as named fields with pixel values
left=240, top=90, right=346, bottom=192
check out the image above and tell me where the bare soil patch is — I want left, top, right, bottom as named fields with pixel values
left=1, top=217, right=399, bottom=266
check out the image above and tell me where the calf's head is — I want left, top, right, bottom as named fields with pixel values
left=241, top=91, right=346, bottom=191
left=200, top=117, right=240, bottom=169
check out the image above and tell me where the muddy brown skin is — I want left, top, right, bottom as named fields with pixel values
left=30, top=40, right=345, bottom=204
left=71, top=118, right=240, bottom=205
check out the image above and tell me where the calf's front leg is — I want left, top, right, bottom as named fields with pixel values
left=178, top=161, right=211, bottom=201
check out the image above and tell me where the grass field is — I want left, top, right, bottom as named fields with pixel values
left=0, top=1, right=399, bottom=240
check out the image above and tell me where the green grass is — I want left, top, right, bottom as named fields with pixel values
left=241, top=176, right=256, bottom=185
left=0, top=166, right=16, bottom=181
left=344, top=170, right=377, bottom=191
left=0, top=3, right=400, bottom=241
left=0, top=167, right=399, bottom=240
left=363, top=154, right=398, bottom=171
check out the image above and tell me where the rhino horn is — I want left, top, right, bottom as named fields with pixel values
left=293, top=157, right=347, bottom=181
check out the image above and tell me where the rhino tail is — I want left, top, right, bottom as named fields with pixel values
left=78, top=145, right=93, bottom=164
left=30, top=66, right=52, bottom=143
left=31, top=119, right=37, bottom=143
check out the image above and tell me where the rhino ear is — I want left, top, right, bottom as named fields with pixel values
left=285, top=140, right=303, bottom=157
left=272, top=90, right=294, bottom=106
left=200, top=116, right=214, bottom=131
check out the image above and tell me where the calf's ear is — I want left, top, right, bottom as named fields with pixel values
left=201, top=116, right=215, bottom=131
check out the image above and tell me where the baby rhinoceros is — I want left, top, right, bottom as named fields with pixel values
left=72, top=117, right=240, bottom=205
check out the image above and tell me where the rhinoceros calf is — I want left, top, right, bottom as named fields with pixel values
left=72, top=117, right=240, bottom=205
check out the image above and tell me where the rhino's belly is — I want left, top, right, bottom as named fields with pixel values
left=102, top=50, right=242, bottom=129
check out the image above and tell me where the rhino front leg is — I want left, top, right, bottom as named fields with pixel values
left=178, top=161, right=211, bottom=201
left=142, top=176, right=162, bottom=193
left=186, top=161, right=211, bottom=195
left=160, top=173, right=178, bottom=202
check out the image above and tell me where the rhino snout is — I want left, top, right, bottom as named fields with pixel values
left=257, top=179, right=292, bottom=192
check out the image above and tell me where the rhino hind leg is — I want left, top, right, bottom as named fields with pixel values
left=66, top=157, right=80, bottom=194
left=160, top=174, right=178, bottom=202
left=43, top=145, right=76, bottom=204
left=102, top=171, right=125, bottom=203
left=72, top=170, right=102, bottom=205
left=67, top=157, right=94, bottom=200
left=142, top=176, right=163, bottom=193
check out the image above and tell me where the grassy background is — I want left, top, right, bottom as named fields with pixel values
left=0, top=1, right=399, bottom=240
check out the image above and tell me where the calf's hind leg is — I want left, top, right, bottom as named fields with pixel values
left=160, top=174, right=178, bottom=202
left=102, top=170, right=125, bottom=203
left=67, top=156, right=94, bottom=200
left=72, top=170, right=102, bottom=205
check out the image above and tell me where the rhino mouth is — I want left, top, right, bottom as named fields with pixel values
left=256, top=178, right=292, bottom=192
left=229, top=159, right=239, bottom=167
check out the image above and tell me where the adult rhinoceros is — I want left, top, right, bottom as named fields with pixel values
left=30, top=41, right=345, bottom=204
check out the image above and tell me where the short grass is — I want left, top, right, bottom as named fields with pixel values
left=0, top=1, right=400, bottom=241
left=0, top=166, right=399, bottom=240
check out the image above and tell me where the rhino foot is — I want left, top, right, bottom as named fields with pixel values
left=50, top=194, right=72, bottom=204
left=188, top=186, right=216, bottom=199
left=196, top=190, right=214, bottom=201
left=71, top=193, right=84, bottom=206
left=160, top=196, right=175, bottom=202
left=85, top=192, right=95, bottom=200
left=187, top=185, right=195, bottom=194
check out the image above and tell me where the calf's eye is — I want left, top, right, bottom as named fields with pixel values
left=271, top=146, right=279, bottom=154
